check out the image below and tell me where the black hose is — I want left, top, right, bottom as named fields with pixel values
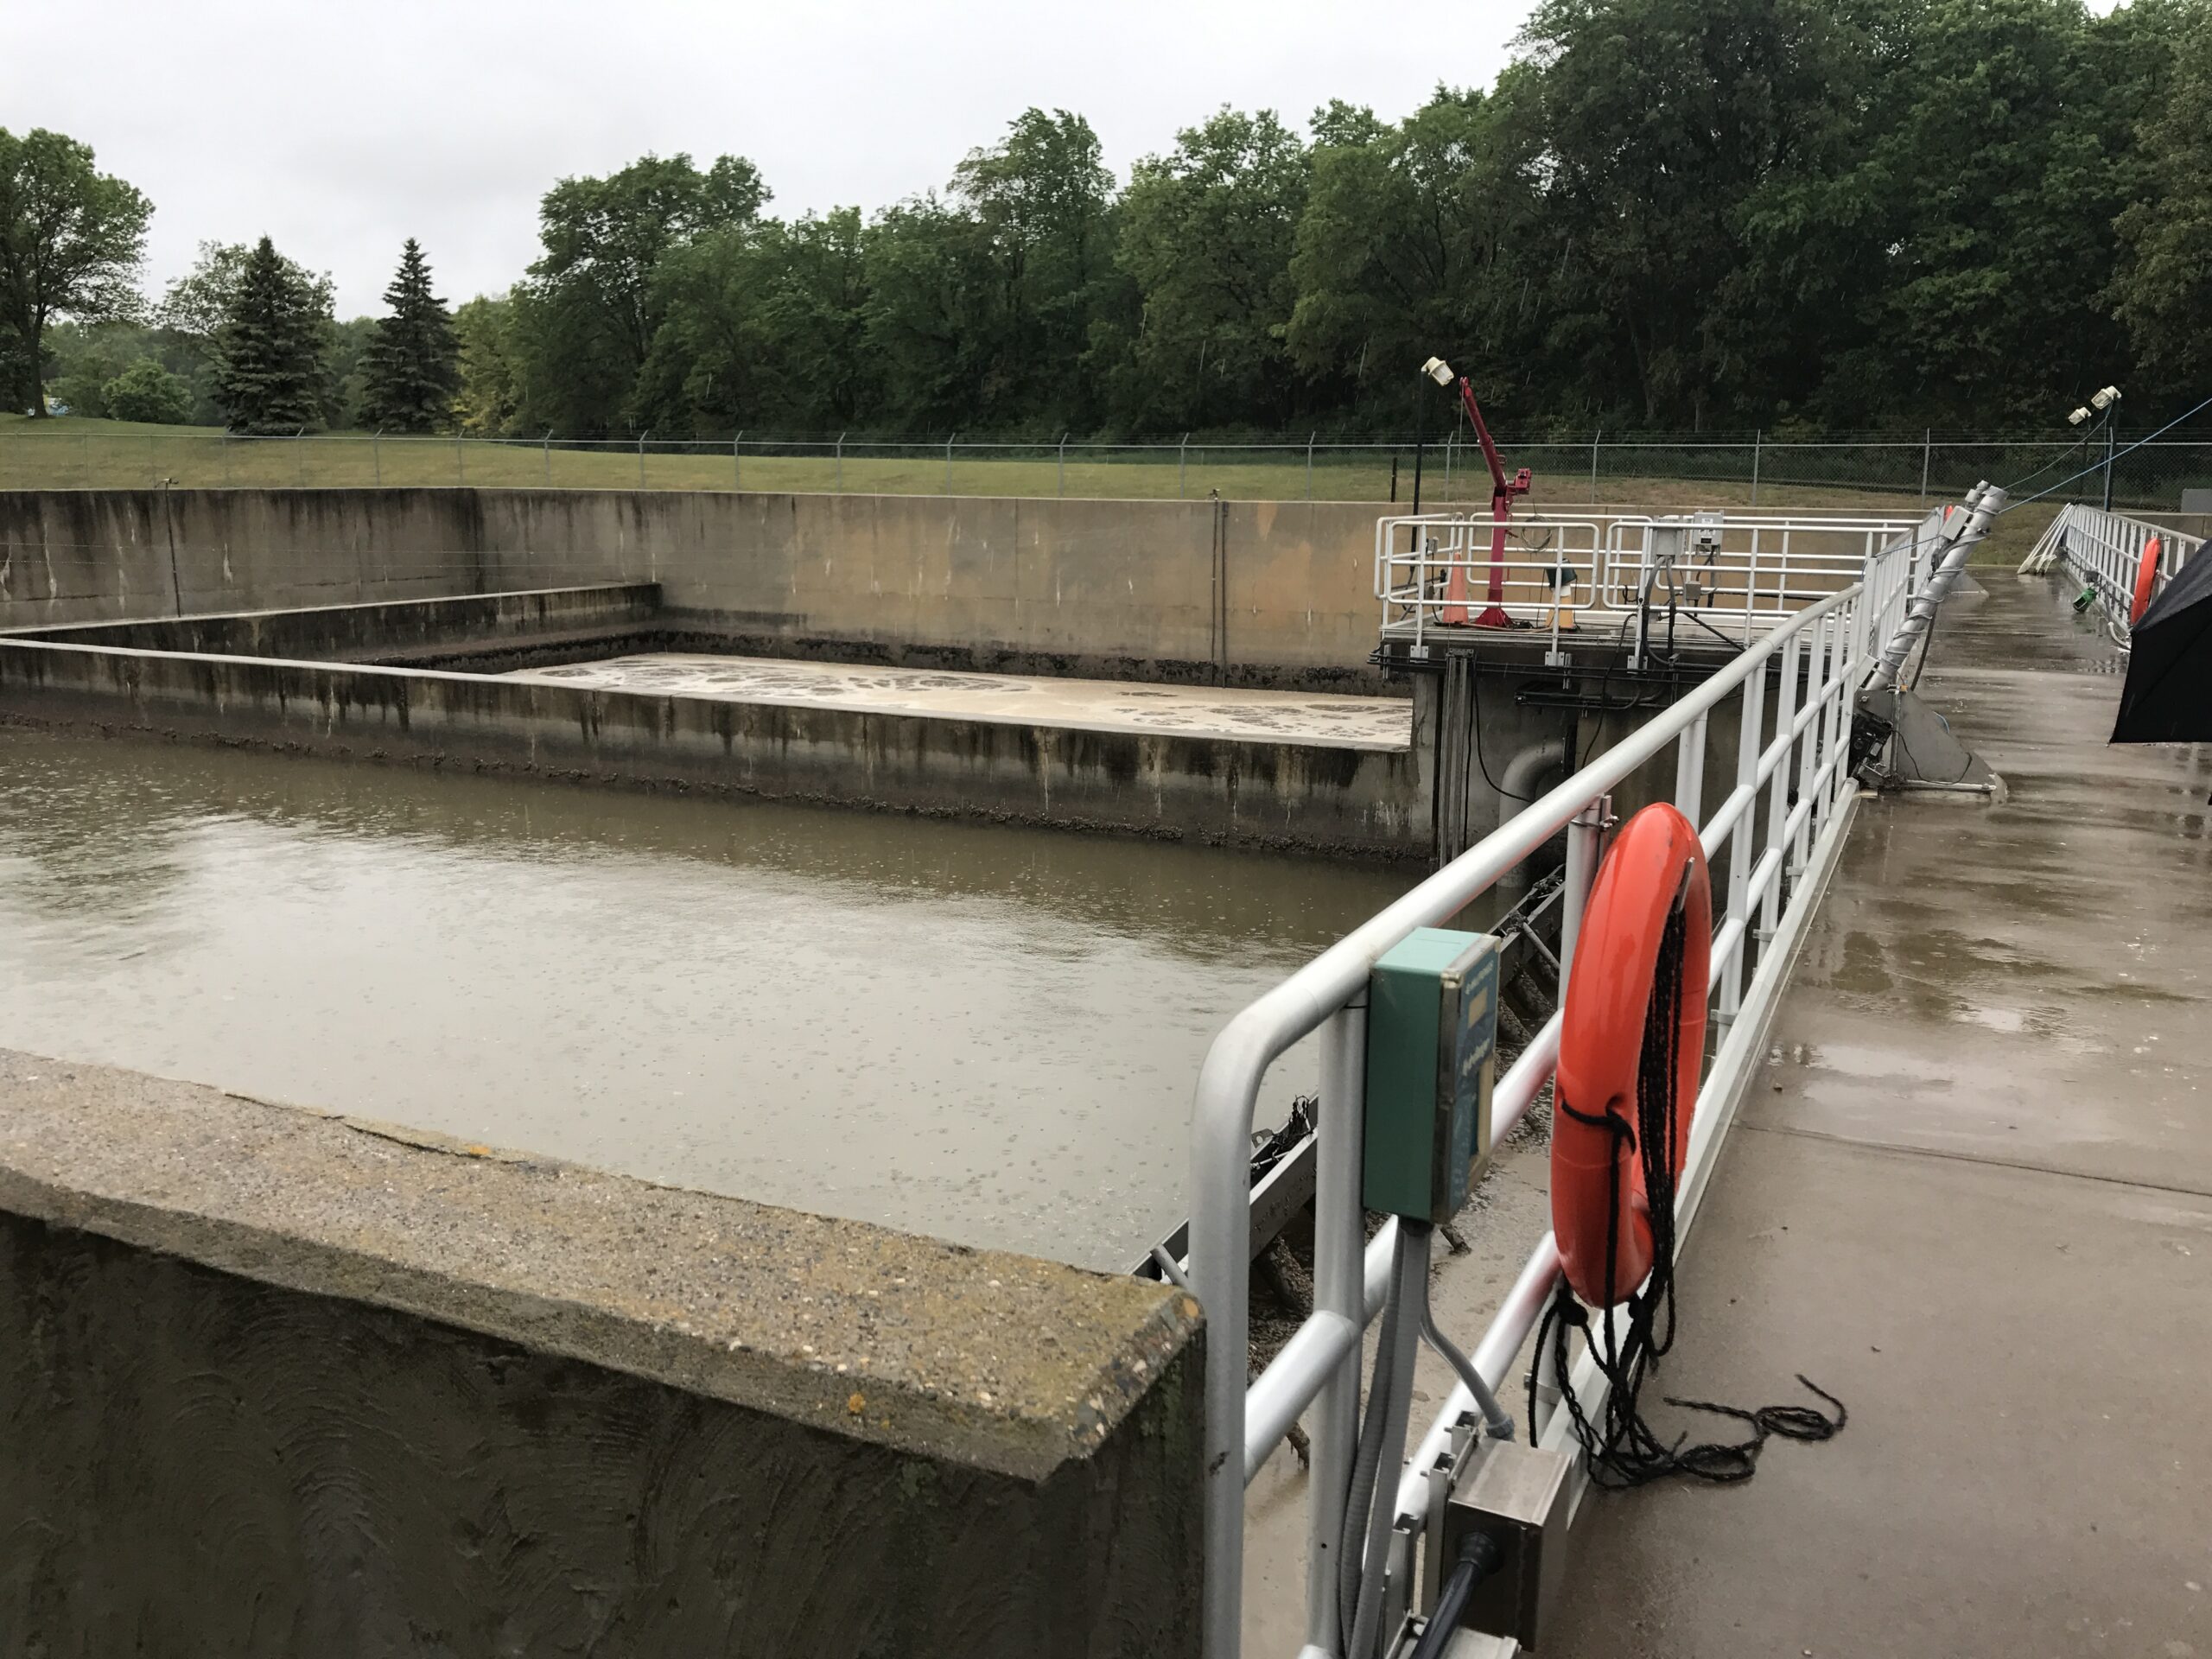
left=1406, top=1531, right=1505, bottom=1659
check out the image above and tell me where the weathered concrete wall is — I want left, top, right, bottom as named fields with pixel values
left=0, top=1049, right=1205, bottom=1657
left=4, top=582, right=658, bottom=660
left=0, top=488, right=1388, bottom=688
left=0, top=633, right=1432, bottom=858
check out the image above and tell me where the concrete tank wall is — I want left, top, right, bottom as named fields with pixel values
left=0, top=1049, right=1205, bottom=1657
left=0, top=488, right=1389, bottom=689
left=0, top=633, right=1432, bottom=859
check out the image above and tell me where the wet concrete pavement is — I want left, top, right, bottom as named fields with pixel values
left=1548, top=574, right=2212, bottom=1656
left=505, top=653, right=1414, bottom=749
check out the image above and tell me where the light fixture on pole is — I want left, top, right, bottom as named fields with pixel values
left=2093, top=386, right=2123, bottom=512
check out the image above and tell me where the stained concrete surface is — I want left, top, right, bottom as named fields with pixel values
left=506, top=652, right=1414, bottom=749
left=1547, top=575, right=2212, bottom=1657
left=0, top=1051, right=1205, bottom=1656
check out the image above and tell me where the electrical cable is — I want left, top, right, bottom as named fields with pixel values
left=1993, top=391, right=2212, bottom=517
left=1532, top=895, right=1847, bottom=1486
left=1419, top=1296, right=1515, bottom=1442
left=1405, top=1530, right=1506, bottom=1659
left=1342, top=1224, right=1427, bottom=1659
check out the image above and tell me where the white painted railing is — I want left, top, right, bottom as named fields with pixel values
left=2029, top=503, right=2205, bottom=627
left=1374, top=510, right=1924, bottom=661
left=1189, top=495, right=1988, bottom=1659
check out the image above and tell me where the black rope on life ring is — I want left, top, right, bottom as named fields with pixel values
left=1534, top=846, right=1846, bottom=1488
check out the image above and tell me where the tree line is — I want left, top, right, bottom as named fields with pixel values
left=6, top=0, right=2209, bottom=441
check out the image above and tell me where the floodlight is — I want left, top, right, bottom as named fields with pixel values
left=2069, top=407, right=2092, bottom=426
left=2092, top=385, right=2122, bottom=410
left=1422, top=357, right=1456, bottom=386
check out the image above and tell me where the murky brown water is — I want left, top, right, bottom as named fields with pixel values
left=0, top=725, right=1409, bottom=1270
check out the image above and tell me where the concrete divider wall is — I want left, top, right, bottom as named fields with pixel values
left=0, top=488, right=1389, bottom=687
left=0, top=635, right=1433, bottom=858
left=0, top=1050, right=1205, bottom=1656
left=4, top=582, right=659, bottom=661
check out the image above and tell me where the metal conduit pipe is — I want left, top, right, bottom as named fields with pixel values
left=1496, top=738, right=1573, bottom=893
left=1866, top=481, right=2004, bottom=692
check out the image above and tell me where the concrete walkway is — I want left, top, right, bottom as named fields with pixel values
left=505, top=654, right=1413, bottom=749
left=1548, top=574, right=2212, bottom=1658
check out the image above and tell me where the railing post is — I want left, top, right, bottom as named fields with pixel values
left=1719, top=658, right=1767, bottom=1022
left=1762, top=630, right=1802, bottom=941
left=1306, top=998, right=1369, bottom=1654
left=1674, top=714, right=1708, bottom=822
left=1560, top=798, right=1608, bottom=986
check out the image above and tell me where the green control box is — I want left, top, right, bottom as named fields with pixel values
left=1363, top=928, right=1500, bottom=1223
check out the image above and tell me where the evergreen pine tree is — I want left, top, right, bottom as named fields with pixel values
left=213, top=236, right=328, bottom=433
left=360, top=238, right=460, bottom=432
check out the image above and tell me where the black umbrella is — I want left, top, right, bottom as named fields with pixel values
left=2113, top=542, right=2212, bottom=742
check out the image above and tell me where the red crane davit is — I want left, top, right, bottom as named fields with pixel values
left=1424, top=357, right=1531, bottom=628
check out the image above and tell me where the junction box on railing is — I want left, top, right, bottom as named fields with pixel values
left=1363, top=929, right=1501, bottom=1221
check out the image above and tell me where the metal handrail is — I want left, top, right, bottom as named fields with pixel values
left=1374, top=510, right=1923, bottom=658
left=1190, top=499, right=1959, bottom=1658
left=2035, top=503, right=2205, bottom=626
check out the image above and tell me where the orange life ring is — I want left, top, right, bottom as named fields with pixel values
left=2131, top=537, right=2163, bottom=625
left=1551, top=803, right=1712, bottom=1307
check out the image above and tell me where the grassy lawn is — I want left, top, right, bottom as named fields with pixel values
left=0, top=417, right=2056, bottom=561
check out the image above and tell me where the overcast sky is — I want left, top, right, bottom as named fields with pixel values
left=4, top=0, right=1538, bottom=317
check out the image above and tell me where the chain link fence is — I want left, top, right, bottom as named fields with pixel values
left=3, top=427, right=2206, bottom=512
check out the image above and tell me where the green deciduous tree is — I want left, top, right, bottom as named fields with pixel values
left=1289, top=91, right=1514, bottom=424
left=2112, top=3, right=2212, bottom=390
left=213, top=236, right=332, bottom=433
left=512, top=152, right=767, bottom=433
left=1110, top=108, right=1311, bottom=429
left=100, top=356, right=192, bottom=424
left=360, top=238, right=459, bottom=431
left=454, top=294, right=524, bottom=435
left=948, top=109, right=1119, bottom=428
left=0, top=127, right=152, bottom=416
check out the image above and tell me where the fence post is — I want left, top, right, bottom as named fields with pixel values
left=1306, top=431, right=1316, bottom=500
left=1058, top=431, right=1067, bottom=499
left=638, top=431, right=649, bottom=489
left=1591, top=429, right=1600, bottom=504
left=81, top=431, right=91, bottom=488
left=1920, top=428, right=1930, bottom=504
left=543, top=430, right=552, bottom=486
left=734, top=429, right=743, bottom=492
left=372, top=427, right=383, bottom=486
left=1179, top=432, right=1189, bottom=499
left=836, top=432, right=845, bottom=494
left=455, top=429, right=464, bottom=486
left=221, top=429, right=232, bottom=487
left=945, top=432, right=956, bottom=494
left=1750, top=428, right=1762, bottom=508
